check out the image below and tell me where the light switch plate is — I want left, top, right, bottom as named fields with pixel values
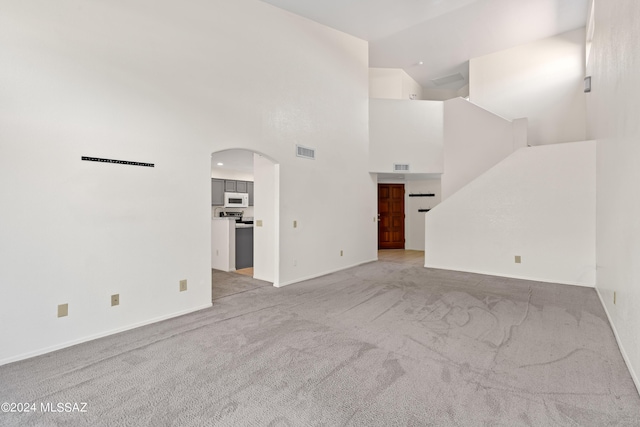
left=179, top=279, right=187, bottom=292
left=515, top=255, right=522, bottom=264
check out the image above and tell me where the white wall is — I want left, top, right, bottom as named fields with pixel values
left=425, top=141, right=596, bottom=287
left=253, top=154, right=279, bottom=284
left=211, top=219, right=235, bottom=271
left=0, top=0, right=375, bottom=364
left=470, top=28, right=587, bottom=146
left=587, top=0, right=640, bottom=391
left=421, top=87, right=463, bottom=101
left=369, top=68, right=423, bottom=100
left=406, top=179, right=441, bottom=250
left=442, top=97, right=526, bottom=199
left=369, top=99, right=444, bottom=174
left=210, top=168, right=253, bottom=182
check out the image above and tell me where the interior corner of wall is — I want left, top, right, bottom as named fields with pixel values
left=456, top=85, right=469, bottom=98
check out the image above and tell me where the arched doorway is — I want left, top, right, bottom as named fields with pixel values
left=210, top=149, right=280, bottom=286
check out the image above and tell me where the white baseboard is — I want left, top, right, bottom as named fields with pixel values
left=423, top=264, right=595, bottom=288
left=0, top=303, right=213, bottom=367
left=276, top=259, right=378, bottom=288
left=594, top=287, right=640, bottom=396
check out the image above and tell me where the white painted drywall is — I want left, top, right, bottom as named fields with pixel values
left=211, top=219, right=236, bottom=272
left=210, top=169, right=254, bottom=182
left=0, top=0, right=375, bottom=364
left=253, top=154, right=278, bottom=284
left=421, top=87, right=462, bottom=101
left=587, top=0, right=640, bottom=391
left=469, top=28, right=587, bottom=146
left=369, top=68, right=423, bottom=100
left=402, top=72, right=424, bottom=101
left=425, top=141, right=596, bottom=287
left=442, top=97, right=525, bottom=200
left=406, top=179, right=441, bottom=251
left=369, top=99, right=444, bottom=174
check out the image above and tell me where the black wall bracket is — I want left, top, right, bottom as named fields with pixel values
left=82, top=156, right=154, bottom=168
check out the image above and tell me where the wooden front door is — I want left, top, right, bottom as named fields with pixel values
left=378, top=184, right=405, bottom=249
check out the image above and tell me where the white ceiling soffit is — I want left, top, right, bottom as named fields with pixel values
left=259, top=0, right=589, bottom=91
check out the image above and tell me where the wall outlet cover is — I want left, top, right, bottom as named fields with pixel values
left=180, top=279, right=188, bottom=292
left=111, top=294, right=120, bottom=306
left=58, top=303, right=68, bottom=318
left=515, top=255, right=522, bottom=264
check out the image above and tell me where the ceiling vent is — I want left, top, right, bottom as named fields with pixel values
left=394, top=163, right=410, bottom=172
left=431, top=73, right=464, bottom=86
left=296, top=144, right=316, bottom=160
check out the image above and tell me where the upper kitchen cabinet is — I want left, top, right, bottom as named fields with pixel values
left=247, top=181, right=254, bottom=206
left=236, top=180, right=247, bottom=193
left=214, top=179, right=253, bottom=205
left=212, top=179, right=225, bottom=206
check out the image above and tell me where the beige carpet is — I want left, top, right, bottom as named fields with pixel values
left=1, top=260, right=639, bottom=426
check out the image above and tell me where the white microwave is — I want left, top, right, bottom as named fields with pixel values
left=224, top=192, right=248, bottom=208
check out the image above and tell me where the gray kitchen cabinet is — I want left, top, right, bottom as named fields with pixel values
left=247, top=181, right=254, bottom=206
left=211, top=179, right=225, bottom=206
left=214, top=179, right=253, bottom=204
left=236, top=180, right=247, bottom=193
left=235, top=227, right=254, bottom=269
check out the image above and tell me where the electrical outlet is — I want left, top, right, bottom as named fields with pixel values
left=293, top=220, right=297, bottom=228
left=216, top=249, right=219, bottom=256
left=179, top=279, right=187, bottom=292
left=256, top=220, right=263, bottom=227
left=57, top=303, right=68, bottom=318
left=340, top=250, right=343, bottom=256
left=293, top=259, right=297, bottom=267
left=111, top=294, right=120, bottom=307
left=515, top=255, right=522, bottom=264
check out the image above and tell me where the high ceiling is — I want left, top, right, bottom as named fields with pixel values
left=259, top=0, right=589, bottom=95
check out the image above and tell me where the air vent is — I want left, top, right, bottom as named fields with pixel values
left=431, top=73, right=464, bottom=86
left=394, top=163, right=410, bottom=172
left=296, top=144, right=316, bottom=160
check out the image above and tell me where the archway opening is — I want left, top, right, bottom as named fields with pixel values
left=210, top=149, right=280, bottom=290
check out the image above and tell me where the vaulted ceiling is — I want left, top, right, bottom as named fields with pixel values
left=259, top=0, right=589, bottom=95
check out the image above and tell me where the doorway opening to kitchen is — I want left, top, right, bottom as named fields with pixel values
left=210, top=149, right=280, bottom=293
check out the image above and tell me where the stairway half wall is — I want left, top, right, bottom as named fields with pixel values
left=425, top=140, right=595, bottom=287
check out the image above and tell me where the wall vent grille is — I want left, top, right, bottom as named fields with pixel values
left=296, top=145, right=316, bottom=160
left=394, top=163, right=410, bottom=172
